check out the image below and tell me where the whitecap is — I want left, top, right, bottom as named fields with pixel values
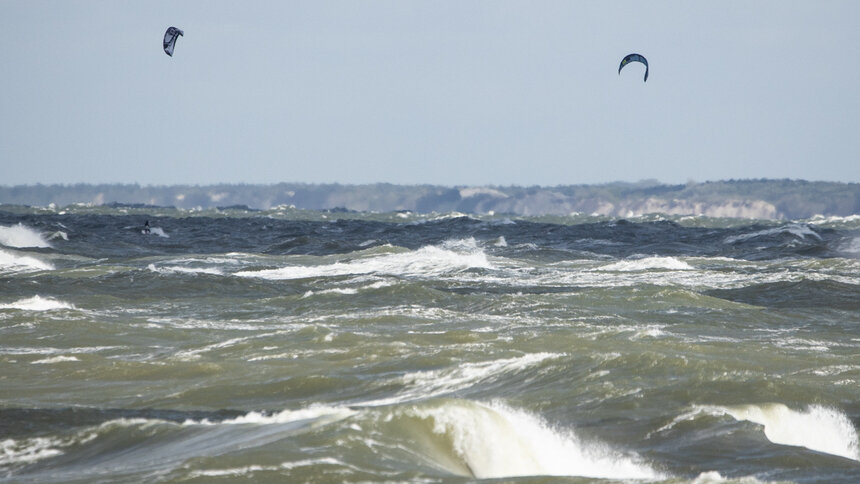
left=720, top=403, right=859, bottom=460
left=839, top=236, right=860, bottom=256
left=31, top=355, right=80, bottom=364
left=0, top=296, right=73, bottom=311
left=674, top=403, right=860, bottom=461
left=724, top=224, right=822, bottom=244
left=690, top=471, right=767, bottom=483
left=186, top=405, right=356, bottom=426
left=0, top=223, right=51, bottom=248
left=236, top=239, right=492, bottom=280
left=404, top=400, right=663, bottom=480
left=0, top=437, right=64, bottom=466
left=147, top=264, right=223, bottom=276
left=0, top=250, right=54, bottom=273
left=144, top=227, right=170, bottom=238
left=362, top=353, right=564, bottom=407
left=597, top=256, right=694, bottom=272
left=47, top=231, right=68, bottom=241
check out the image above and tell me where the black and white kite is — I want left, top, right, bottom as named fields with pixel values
left=618, top=53, right=648, bottom=82
left=163, top=27, right=184, bottom=57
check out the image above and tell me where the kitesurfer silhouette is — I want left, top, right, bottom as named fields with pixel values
left=143, top=220, right=151, bottom=234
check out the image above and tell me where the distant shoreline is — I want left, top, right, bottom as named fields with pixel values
left=1, top=179, right=858, bottom=219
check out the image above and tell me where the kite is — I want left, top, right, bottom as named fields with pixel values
left=163, top=27, right=184, bottom=57
left=618, top=53, right=648, bottom=82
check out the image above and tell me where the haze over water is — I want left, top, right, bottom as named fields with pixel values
left=1, top=205, right=859, bottom=483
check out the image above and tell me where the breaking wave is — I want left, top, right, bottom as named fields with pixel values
left=235, top=238, right=492, bottom=280
left=0, top=250, right=53, bottom=273
left=662, top=403, right=860, bottom=461
left=395, top=399, right=663, bottom=479
left=0, top=296, right=74, bottom=311
left=724, top=224, right=822, bottom=244
left=597, top=256, right=694, bottom=272
left=0, top=223, right=51, bottom=248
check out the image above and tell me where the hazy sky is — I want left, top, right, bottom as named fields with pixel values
left=2, top=1, right=859, bottom=186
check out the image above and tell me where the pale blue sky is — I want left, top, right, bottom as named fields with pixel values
left=1, top=1, right=859, bottom=186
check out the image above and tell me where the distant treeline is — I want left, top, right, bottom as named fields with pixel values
left=1, top=179, right=858, bottom=219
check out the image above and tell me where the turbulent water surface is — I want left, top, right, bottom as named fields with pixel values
left=1, top=205, right=859, bottom=483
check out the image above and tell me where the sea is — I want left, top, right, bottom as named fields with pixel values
left=1, top=204, right=859, bottom=484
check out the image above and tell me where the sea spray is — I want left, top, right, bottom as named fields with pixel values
left=0, top=223, right=52, bottom=248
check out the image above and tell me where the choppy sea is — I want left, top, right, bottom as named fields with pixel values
left=1, top=205, right=859, bottom=483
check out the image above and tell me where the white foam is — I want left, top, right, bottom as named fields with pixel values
left=597, top=256, right=694, bottom=272
left=188, top=458, right=348, bottom=479
left=720, top=403, right=859, bottom=460
left=0, top=437, right=63, bottom=466
left=301, top=280, right=394, bottom=298
left=147, top=264, right=223, bottom=276
left=0, top=296, right=73, bottom=311
left=840, top=236, right=860, bottom=256
left=403, top=353, right=560, bottom=401
left=0, top=223, right=52, bottom=248
left=0, top=249, right=54, bottom=272
left=236, top=238, right=492, bottom=280
left=144, top=227, right=170, bottom=238
left=407, top=400, right=662, bottom=480
left=364, top=353, right=563, bottom=407
left=691, top=471, right=767, bottom=483
left=31, top=355, right=80, bottom=364
left=188, top=405, right=356, bottom=426
left=675, top=404, right=860, bottom=461
left=724, top=224, right=822, bottom=244
left=188, top=465, right=275, bottom=478
left=808, top=214, right=860, bottom=225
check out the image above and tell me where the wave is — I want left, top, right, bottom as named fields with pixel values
left=363, top=353, right=564, bottom=406
left=2, top=400, right=662, bottom=481
left=724, top=223, right=822, bottom=244
left=187, top=458, right=347, bottom=479
left=596, top=256, right=694, bottom=272
left=0, top=223, right=52, bottom=248
left=689, top=471, right=769, bottom=483
left=663, top=404, right=860, bottom=461
left=0, top=437, right=64, bottom=467
left=0, top=249, right=53, bottom=273
left=147, top=263, right=223, bottom=276
left=185, top=405, right=356, bottom=427
left=31, top=356, right=80, bottom=364
left=0, top=296, right=75, bottom=311
left=840, top=236, right=860, bottom=257
left=235, top=238, right=492, bottom=280
left=720, top=403, right=860, bottom=460
left=706, top=279, right=860, bottom=310
left=807, top=214, right=860, bottom=226
left=393, top=399, right=663, bottom=479
left=0, top=406, right=355, bottom=477
left=302, top=280, right=394, bottom=298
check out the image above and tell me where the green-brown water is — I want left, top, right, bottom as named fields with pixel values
left=2, top=207, right=859, bottom=483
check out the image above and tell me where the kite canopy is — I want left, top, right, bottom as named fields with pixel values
left=619, top=53, right=648, bottom=82
left=163, top=27, right=184, bottom=57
